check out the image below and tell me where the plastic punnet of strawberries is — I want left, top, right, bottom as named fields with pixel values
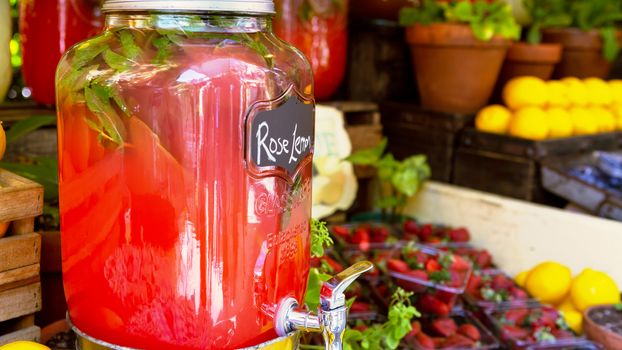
left=490, top=306, right=576, bottom=348
left=386, top=243, right=472, bottom=316
left=403, top=219, right=471, bottom=244
left=406, top=312, right=499, bottom=350
left=331, top=223, right=398, bottom=251
left=465, top=270, right=531, bottom=309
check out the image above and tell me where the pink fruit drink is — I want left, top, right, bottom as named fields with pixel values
left=56, top=4, right=315, bottom=349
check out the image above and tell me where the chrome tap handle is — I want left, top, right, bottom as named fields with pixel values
left=320, top=261, right=374, bottom=311
left=274, top=261, right=374, bottom=350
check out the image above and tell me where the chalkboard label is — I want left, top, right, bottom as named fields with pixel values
left=248, top=94, right=315, bottom=177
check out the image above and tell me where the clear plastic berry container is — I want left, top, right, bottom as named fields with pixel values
left=330, top=222, right=406, bottom=251
left=464, top=269, right=539, bottom=311
left=406, top=311, right=500, bottom=350
left=386, top=244, right=473, bottom=316
left=485, top=305, right=580, bottom=350
left=432, top=243, right=496, bottom=271
left=524, top=340, right=604, bottom=350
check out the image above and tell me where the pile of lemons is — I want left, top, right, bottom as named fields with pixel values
left=515, top=262, right=621, bottom=335
left=476, top=76, right=622, bottom=140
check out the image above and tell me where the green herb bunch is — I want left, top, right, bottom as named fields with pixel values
left=525, top=0, right=622, bottom=61
left=342, top=288, right=421, bottom=350
left=399, top=0, right=521, bottom=41
left=347, top=139, right=431, bottom=223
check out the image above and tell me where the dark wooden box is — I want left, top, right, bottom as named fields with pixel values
left=381, top=102, right=474, bottom=182
left=453, top=129, right=622, bottom=203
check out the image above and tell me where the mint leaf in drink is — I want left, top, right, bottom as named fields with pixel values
left=119, top=30, right=142, bottom=59
left=103, top=48, right=133, bottom=71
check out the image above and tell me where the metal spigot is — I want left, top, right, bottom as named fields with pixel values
left=275, top=261, right=374, bottom=350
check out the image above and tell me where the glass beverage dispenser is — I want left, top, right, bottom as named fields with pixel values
left=55, top=1, right=370, bottom=349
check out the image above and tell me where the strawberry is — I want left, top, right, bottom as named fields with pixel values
left=375, top=284, right=388, bottom=297
left=432, top=337, right=445, bottom=348
left=426, top=259, right=441, bottom=272
left=371, top=226, right=390, bottom=243
left=443, top=334, right=475, bottom=347
left=354, top=324, right=368, bottom=332
left=349, top=228, right=370, bottom=251
left=450, top=255, right=471, bottom=272
left=466, top=273, right=482, bottom=294
left=502, top=325, right=529, bottom=340
left=448, top=227, right=470, bottom=242
left=410, top=321, right=422, bottom=336
left=331, top=225, right=350, bottom=239
left=448, top=270, right=464, bottom=288
left=419, top=224, right=434, bottom=241
left=404, top=219, right=420, bottom=234
left=475, top=250, right=493, bottom=269
left=406, top=269, right=429, bottom=281
left=431, top=317, right=457, bottom=337
left=509, top=286, right=528, bottom=300
left=349, top=302, right=371, bottom=313
left=415, top=332, right=435, bottom=349
left=418, top=294, right=450, bottom=316
left=324, top=256, right=344, bottom=273
left=387, top=259, right=410, bottom=273
left=458, top=323, right=481, bottom=341
left=552, top=328, right=574, bottom=339
left=491, top=274, right=514, bottom=290
left=504, top=309, right=529, bottom=323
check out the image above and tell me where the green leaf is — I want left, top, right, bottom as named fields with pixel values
left=304, top=268, right=332, bottom=311
left=310, top=219, right=333, bottom=258
left=152, top=35, right=173, bottom=64
left=429, top=270, right=452, bottom=283
left=5, top=116, right=56, bottom=144
left=614, top=303, right=622, bottom=311
left=346, top=138, right=387, bottom=166
left=84, top=85, right=126, bottom=145
left=0, top=157, right=59, bottom=201
left=103, top=48, right=133, bottom=71
left=600, top=26, right=621, bottom=62
left=118, top=30, right=142, bottom=60
left=72, top=32, right=113, bottom=69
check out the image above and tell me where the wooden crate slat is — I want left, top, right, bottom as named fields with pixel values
left=0, top=283, right=42, bottom=322
left=0, top=326, right=41, bottom=345
left=0, top=265, right=39, bottom=287
left=0, top=170, right=44, bottom=223
left=0, top=233, right=41, bottom=273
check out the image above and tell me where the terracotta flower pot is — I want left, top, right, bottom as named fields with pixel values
left=542, top=28, right=613, bottom=79
left=406, top=23, right=511, bottom=114
left=492, top=42, right=562, bottom=103
left=584, top=305, right=622, bottom=350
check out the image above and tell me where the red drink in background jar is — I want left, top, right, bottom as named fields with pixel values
left=20, top=0, right=102, bottom=105
left=274, top=0, right=349, bottom=101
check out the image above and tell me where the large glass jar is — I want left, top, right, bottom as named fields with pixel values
left=0, top=0, right=10, bottom=102
left=55, top=1, right=315, bottom=349
left=20, top=0, right=102, bottom=105
left=274, top=0, right=348, bottom=101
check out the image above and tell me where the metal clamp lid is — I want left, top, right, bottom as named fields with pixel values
left=102, top=0, right=275, bottom=14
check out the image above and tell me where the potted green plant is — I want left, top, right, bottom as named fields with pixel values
left=496, top=0, right=566, bottom=88
left=539, top=0, right=622, bottom=78
left=399, top=0, right=520, bottom=114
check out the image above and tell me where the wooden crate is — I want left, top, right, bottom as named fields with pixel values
left=0, top=169, right=44, bottom=345
left=381, top=102, right=475, bottom=182
left=453, top=128, right=622, bottom=203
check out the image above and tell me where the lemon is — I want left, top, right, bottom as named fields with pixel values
left=584, top=78, right=613, bottom=106
left=525, top=261, right=572, bottom=305
left=515, top=270, right=529, bottom=288
left=503, top=76, right=549, bottom=110
left=562, top=77, right=588, bottom=107
left=610, top=104, right=622, bottom=131
left=569, top=107, right=599, bottom=135
left=0, top=342, right=50, bottom=350
left=475, top=105, right=512, bottom=134
left=561, top=309, right=584, bottom=335
left=558, top=295, right=577, bottom=312
left=509, top=107, right=549, bottom=140
left=570, top=268, right=621, bottom=312
left=547, top=80, right=570, bottom=108
left=547, top=108, right=574, bottom=138
left=609, top=80, right=622, bottom=105
left=590, top=107, right=617, bottom=133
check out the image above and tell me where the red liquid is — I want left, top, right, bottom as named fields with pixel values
left=57, top=40, right=312, bottom=349
left=20, top=0, right=102, bottom=105
left=274, top=0, right=348, bottom=101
